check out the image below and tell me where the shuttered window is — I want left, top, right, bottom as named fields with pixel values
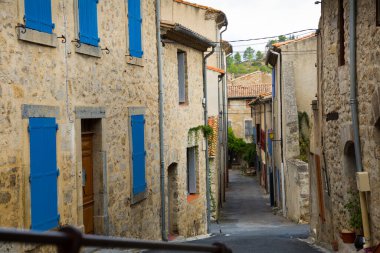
left=131, top=115, right=147, bottom=195
left=178, top=51, right=187, bottom=103
left=245, top=120, right=253, bottom=136
left=24, top=0, right=54, bottom=33
left=29, top=118, right=59, bottom=231
left=128, top=0, right=143, bottom=58
left=187, top=147, right=197, bottom=194
left=78, top=0, right=100, bottom=46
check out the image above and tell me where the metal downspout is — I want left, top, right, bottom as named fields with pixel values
left=349, top=0, right=371, bottom=248
left=156, top=0, right=167, bottom=241
left=220, top=25, right=228, bottom=204
left=204, top=47, right=216, bottom=233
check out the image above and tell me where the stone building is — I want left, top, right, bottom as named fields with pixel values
left=0, top=0, right=229, bottom=250
left=266, top=34, right=317, bottom=223
left=310, top=0, right=380, bottom=251
left=249, top=92, right=273, bottom=196
left=160, top=0, right=229, bottom=235
left=227, top=72, right=271, bottom=143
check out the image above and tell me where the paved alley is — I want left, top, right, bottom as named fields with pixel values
left=150, top=169, right=327, bottom=253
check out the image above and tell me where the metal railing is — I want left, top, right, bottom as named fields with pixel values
left=0, top=226, right=232, bottom=253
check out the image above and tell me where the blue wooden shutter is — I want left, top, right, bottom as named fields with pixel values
left=24, top=0, right=54, bottom=33
left=131, top=115, right=147, bottom=195
left=187, top=147, right=196, bottom=194
left=79, top=0, right=100, bottom=46
left=178, top=52, right=186, bottom=103
left=128, top=0, right=143, bottom=58
left=29, top=118, right=59, bottom=231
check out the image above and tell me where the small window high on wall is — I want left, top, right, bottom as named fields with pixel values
left=377, top=0, right=380, bottom=26
left=178, top=51, right=188, bottom=104
left=338, top=0, right=345, bottom=66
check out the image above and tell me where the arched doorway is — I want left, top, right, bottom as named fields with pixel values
left=168, top=163, right=179, bottom=237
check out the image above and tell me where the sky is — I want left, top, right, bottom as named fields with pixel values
left=189, top=0, right=321, bottom=54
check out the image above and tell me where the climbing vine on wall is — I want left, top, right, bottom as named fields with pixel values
left=298, top=111, right=310, bottom=162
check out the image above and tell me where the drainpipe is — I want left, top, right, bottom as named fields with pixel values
left=349, top=0, right=371, bottom=248
left=219, top=25, right=228, bottom=203
left=270, top=50, right=286, bottom=217
left=204, top=46, right=216, bottom=234
left=155, top=0, right=167, bottom=241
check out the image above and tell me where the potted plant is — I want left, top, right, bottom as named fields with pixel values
left=341, top=191, right=363, bottom=247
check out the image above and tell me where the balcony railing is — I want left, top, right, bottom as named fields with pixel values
left=0, top=226, right=232, bottom=253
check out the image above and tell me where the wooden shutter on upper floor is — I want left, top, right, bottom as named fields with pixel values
left=79, top=0, right=100, bottom=46
left=24, top=0, right=54, bottom=33
left=128, top=0, right=143, bottom=58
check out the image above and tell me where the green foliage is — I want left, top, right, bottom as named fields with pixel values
left=255, top=51, right=264, bottom=61
left=243, top=47, right=255, bottom=62
left=228, top=128, right=256, bottom=165
left=189, top=125, right=213, bottom=138
left=344, top=191, right=362, bottom=230
left=226, top=55, right=234, bottom=67
left=278, top=35, right=287, bottom=42
left=298, top=111, right=310, bottom=162
left=234, top=52, right=242, bottom=64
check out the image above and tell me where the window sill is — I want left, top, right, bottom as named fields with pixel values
left=131, top=190, right=147, bottom=205
left=76, top=43, right=102, bottom=58
left=126, top=56, right=144, bottom=67
left=187, top=194, right=200, bottom=203
left=17, top=27, right=57, bottom=48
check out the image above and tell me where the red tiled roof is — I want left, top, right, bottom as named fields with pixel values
left=207, top=66, right=225, bottom=74
left=272, top=33, right=317, bottom=48
left=228, top=84, right=271, bottom=98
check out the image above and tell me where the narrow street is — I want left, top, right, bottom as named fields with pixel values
left=152, top=169, right=326, bottom=253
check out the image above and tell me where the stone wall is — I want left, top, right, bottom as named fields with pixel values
left=162, top=43, right=208, bottom=237
left=228, top=99, right=252, bottom=142
left=314, top=0, right=380, bottom=248
left=0, top=0, right=162, bottom=249
left=285, top=159, right=310, bottom=223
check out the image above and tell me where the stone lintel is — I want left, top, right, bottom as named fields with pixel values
left=17, top=28, right=58, bottom=48
left=22, top=104, right=60, bottom=119
left=340, top=124, right=354, bottom=152
left=75, top=106, right=106, bottom=119
left=75, top=43, right=102, bottom=58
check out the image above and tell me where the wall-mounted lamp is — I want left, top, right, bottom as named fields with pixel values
left=315, top=1, right=322, bottom=4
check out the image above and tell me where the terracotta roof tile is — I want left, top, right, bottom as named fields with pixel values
left=207, top=66, right=225, bottom=74
left=173, top=0, right=222, bottom=13
left=228, top=84, right=272, bottom=98
left=272, top=33, right=317, bottom=48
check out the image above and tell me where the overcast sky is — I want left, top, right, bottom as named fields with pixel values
left=190, top=0, right=321, bottom=53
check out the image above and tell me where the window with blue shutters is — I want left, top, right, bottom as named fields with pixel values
left=78, top=0, right=100, bottom=47
left=131, top=114, right=147, bottom=196
left=29, top=118, right=59, bottom=231
left=24, top=0, right=54, bottom=33
left=128, top=0, right=143, bottom=58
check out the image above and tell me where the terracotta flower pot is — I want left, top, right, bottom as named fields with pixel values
left=340, top=230, right=356, bottom=243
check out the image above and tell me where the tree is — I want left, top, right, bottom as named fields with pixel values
left=255, top=51, right=264, bottom=61
left=226, top=55, right=234, bottom=67
left=243, top=47, right=255, bottom=62
left=278, top=35, right=287, bottom=42
left=234, top=52, right=242, bottom=64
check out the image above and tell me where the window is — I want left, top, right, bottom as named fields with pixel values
left=178, top=51, right=188, bottom=104
left=130, top=110, right=147, bottom=203
left=24, top=0, right=54, bottom=33
left=78, top=0, right=100, bottom=46
left=128, top=0, right=143, bottom=58
left=29, top=118, right=59, bottom=230
left=338, top=0, right=345, bottom=66
left=245, top=120, right=253, bottom=137
left=187, top=147, right=198, bottom=194
left=377, top=0, right=380, bottom=26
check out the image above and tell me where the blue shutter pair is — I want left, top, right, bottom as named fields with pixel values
left=131, top=115, right=147, bottom=195
left=128, top=0, right=143, bottom=58
left=79, top=0, right=100, bottom=46
left=24, top=0, right=55, bottom=33
left=29, top=118, right=59, bottom=231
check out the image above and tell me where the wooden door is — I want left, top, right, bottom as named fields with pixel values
left=82, top=133, right=94, bottom=234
